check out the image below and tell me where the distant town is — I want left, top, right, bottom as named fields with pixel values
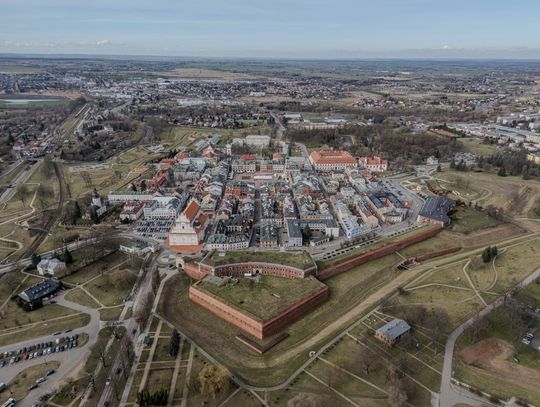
left=0, top=57, right=539, bottom=407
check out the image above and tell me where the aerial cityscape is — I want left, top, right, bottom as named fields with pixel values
left=0, top=1, right=540, bottom=407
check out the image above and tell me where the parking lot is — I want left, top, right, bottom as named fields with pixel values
left=134, top=219, right=174, bottom=240
left=0, top=333, right=81, bottom=370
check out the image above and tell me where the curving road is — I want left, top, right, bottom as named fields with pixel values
left=0, top=293, right=100, bottom=407
left=439, top=266, right=540, bottom=407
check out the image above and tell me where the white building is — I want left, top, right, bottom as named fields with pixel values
left=167, top=199, right=209, bottom=253
left=245, top=135, right=271, bottom=148
left=108, top=191, right=157, bottom=203
left=119, top=240, right=158, bottom=256
left=37, top=258, right=66, bottom=277
left=143, top=197, right=181, bottom=220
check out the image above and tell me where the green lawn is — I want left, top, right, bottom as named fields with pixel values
left=195, top=275, right=327, bottom=321
left=203, top=250, right=315, bottom=270
left=99, top=306, right=124, bottom=321
left=85, top=268, right=136, bottom=307
left=0, top=313, right=90, bottom=347
left=450, top=206, right=500, bottom=233
left=65, top=288, right=100, bottom=308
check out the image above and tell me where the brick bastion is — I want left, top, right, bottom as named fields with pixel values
left=189, top=276, right=329, bottom=339
left=179, top=250, right=318, bottom=281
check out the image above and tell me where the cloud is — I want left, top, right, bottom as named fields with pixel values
left=96, top=39, right=110, bottom=46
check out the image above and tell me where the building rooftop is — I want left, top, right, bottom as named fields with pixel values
left=310, top=150, right=357, bottom=165
left=18, top=279, right=60, bottom=303
left=419, top=196, right=454, bottom=224
left=376, top=318, right=411, bottom=341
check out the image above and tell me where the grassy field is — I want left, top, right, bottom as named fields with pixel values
left=99, top=306, right=124, bottom=321
left=196, top=275, right=326, bottom=321
left=60, top=143, right=164, bottom=199
left=0, top=99, right=69, bottom=110
left=454, top=306, right=540, bottom=406
left=0, top=313, right=90, bottom=347
left=0, top=296, right=76, bottom=331
left=62, top=252, right=127, bottom=284
left=65, top=288, right=100, bottom=308
left=437, top=169, right=540, bottom=218
left=0, top=65, right=42, bottom=73
left=203, top=250, right=315, bottom=270
left=459, top=138, right=501, bottom=156
left=85, top=268, right=136, bottom=307
left=449, top=206, right=500, bottom=233
left=490, top=239, right=540, bottom=293
left=160, top=250, right=401, bottom=387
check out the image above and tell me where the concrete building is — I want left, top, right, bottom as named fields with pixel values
left=119, top=201, right=145, bottom=221
left=108, top=191, right=157, bottom=203
left=286, top=219, right=303, bottom=247
left=119, top=240, right=158, bottom=256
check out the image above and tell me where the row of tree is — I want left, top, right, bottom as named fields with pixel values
left=136, top=388, right=169, bottom=406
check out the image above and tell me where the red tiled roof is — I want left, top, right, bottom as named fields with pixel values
left=183, top=200, right=200, bottom=222
left=310, top=150, right=356, bottom=165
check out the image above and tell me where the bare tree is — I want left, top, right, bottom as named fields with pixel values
left=388, top=373, right=408, bottom=407
left=15, top=184, right=29, bottom=207
left=357, top=347, right=378, bottom=375
left=198, top=365, right=230, bottom=399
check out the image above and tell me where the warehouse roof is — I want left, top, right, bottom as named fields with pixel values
left=376, top=319, right=411, bottom=342
left=18, top=279, right=60, bottom=303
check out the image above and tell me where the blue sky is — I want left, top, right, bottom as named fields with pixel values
left=1, top=0, right=540, bottom=58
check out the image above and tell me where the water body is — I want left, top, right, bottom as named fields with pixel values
left=0, top=98, right=60, bottom=104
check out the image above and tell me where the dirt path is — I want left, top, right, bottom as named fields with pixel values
left=459, top=338, right=540, bottom=391
left=268, top=265, right=433, bottom=366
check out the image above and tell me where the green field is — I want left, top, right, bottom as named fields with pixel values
left=0, top=99, right=68, bottom=110
left=195, top=275, right=326, bottom=321
left=202, top=250, right=315, bottom=270
left=450, top=206, right=500, bottom=233
left=459, top=138, right=501, bottom=156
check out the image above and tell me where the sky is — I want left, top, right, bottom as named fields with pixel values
left=1, top=0, right=540, bottom=59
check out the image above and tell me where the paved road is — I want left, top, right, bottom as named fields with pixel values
left=0, top=159, right=23, bottom=183
left=439, top=266, right=540, bottom=407
left=0, top=293, right=100, bottom=407
left=0, top=162, right=33, bottom=204
left=95, top=252, right=163, bottom=406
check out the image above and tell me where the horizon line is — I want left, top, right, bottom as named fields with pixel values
left=1, top=52, right=540, bottom=63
